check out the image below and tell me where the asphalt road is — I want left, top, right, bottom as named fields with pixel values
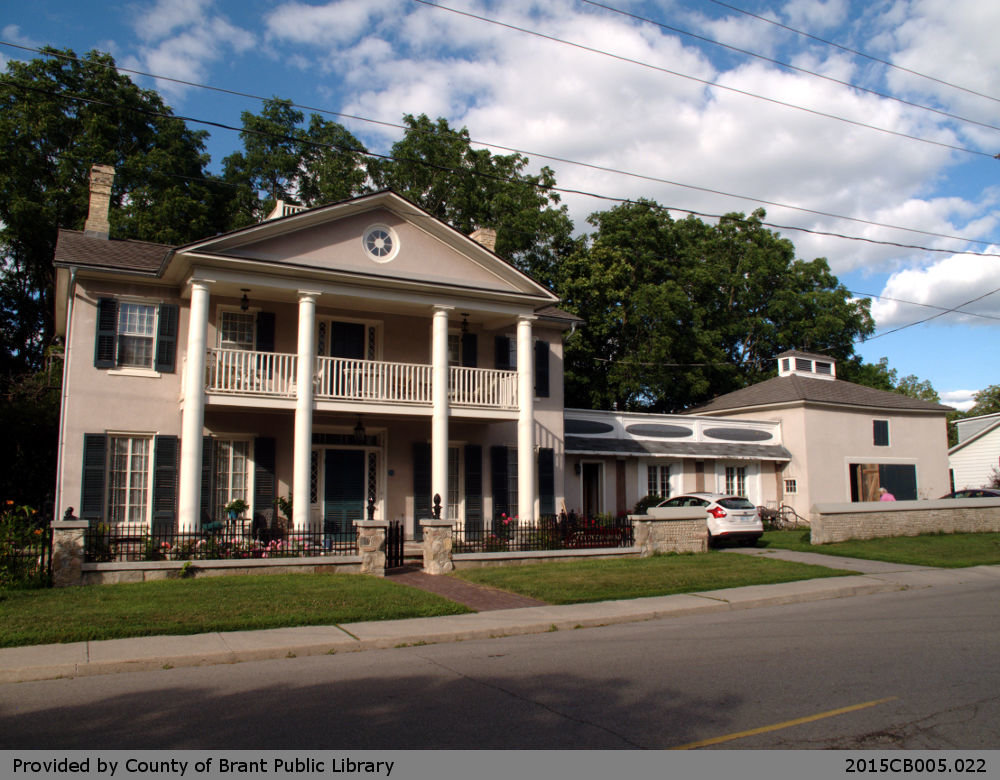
left=1, top=578, right=997, bottom=750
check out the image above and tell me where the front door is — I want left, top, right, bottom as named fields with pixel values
left=324, top=449, right=365, bottom=544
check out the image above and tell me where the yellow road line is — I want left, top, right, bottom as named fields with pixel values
left=670, top=696, right=899, bottom=750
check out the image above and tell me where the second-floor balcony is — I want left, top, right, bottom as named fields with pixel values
left=205, top=348, right=519, bottom=411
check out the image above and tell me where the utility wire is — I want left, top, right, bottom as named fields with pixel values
left=2, top=40, right=995, bottom=248
left=862, top=285, right=1000, bottom=342
left=705, top=0, right=1000, bottom=105
left=581, top=0, right=1000, bottom=134
left=851, top=290, right=1000, bottom=323
left=412, top=0, right=997, bottom=159
left=5, top=75, right=1000, bottom=261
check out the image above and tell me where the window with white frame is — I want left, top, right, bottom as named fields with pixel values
left=107, top=435, right=151, bottom=523
left=725, top=465, right=747, bottom=497
left=784, top=478, right=798, bottom=495
left=447, top=333, right=461, bottom=367
left=647, top=464, right=671, bottom=498
left=219, top=311, right=255, bottom=350
left=214, top=439, right=250, bottom=521
left=116, top=303, right=158, bottom=368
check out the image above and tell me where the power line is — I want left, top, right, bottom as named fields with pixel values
left=861, top=285, right=1000, bottom=342
left=7, top=74, right=1000, bottom=262
left=413, top=0, right=998, bottom=159
left=2, top=40, right=995, bottom=248
left=581, top=0, right=1000, bottom=134
left=851, top=290, right=1000, bottom=323
left=705, top=0, right=1000, bottom=105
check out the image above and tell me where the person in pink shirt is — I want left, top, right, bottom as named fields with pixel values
left=879, top=487, right=896, bottom=501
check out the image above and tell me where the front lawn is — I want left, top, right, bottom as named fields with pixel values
left=762, top=530, right=1000, bottom=568
left=0, top=573, right=470, bottom=648
left=452, top=551, right=855, bottom=604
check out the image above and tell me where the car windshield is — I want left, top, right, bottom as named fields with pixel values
left=717, top=497, right=755, bottom=510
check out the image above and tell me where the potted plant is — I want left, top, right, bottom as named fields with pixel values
left=225, top=498, right=249, bottom=521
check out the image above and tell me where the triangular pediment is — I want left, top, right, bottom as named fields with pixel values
left=176, top=191, right=556, bottom=302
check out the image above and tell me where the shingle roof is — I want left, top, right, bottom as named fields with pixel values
left=534, top=304, right=584, bottom=325
left=565, top=435, right=792, bottom=460
left=54, top=230, right=172, bottom=273
left=687, top=374, right=952, bottom=414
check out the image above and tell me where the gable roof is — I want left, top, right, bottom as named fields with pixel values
left=949, top=416, right=1000, bottom=455
left=687, top=374, right=952, bottom=415
left=53, top=230, right=170, bottom=274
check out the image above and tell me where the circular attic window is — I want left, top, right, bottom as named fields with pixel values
left=362, top=224, right=399, bottom=263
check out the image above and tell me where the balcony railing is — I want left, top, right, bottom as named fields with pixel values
left=205, top=349, right=518, bottom=410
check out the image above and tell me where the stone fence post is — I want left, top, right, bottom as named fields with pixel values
left=356, top=520, right=388, bottom=576
left=50, top=519, right=89, bottom=587
left=419, top=518, right=454, bottom=575
left=629, top=508, right=708, bottom=556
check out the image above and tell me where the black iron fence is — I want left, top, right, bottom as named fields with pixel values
left=385, top=520, right=404, bottom=570
left=0, top=521, right=52, bottom=589
left=84, top=521, right=358, bottom=563
left=453, top=513, right=634, bottom=553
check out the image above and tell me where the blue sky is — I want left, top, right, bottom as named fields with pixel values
left=3, top=0, right=999, bottom=410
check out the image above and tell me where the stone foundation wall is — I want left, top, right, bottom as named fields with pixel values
left=81, top=557, right=363, bottom=585
left=810, top=498, right=1000, bottom=544
left=631, top=508, right=709, bottom=556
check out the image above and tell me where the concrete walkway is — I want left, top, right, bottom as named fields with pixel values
left=2, top=550, right=998, bottom=685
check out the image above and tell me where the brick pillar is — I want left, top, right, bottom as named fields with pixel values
left=50, top=520, right=88, bottom=587
left=419, top=518, right=454, bottom=575
left=356, top=521, right=388, bottom=576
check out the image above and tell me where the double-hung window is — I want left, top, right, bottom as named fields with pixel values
left=219, top=311, right=255, bottom=350
left=647, top=464, right=671, bottom=498
left=725, top=466, right=747, bottom=497
left=214, top=439, right=250, bottom=522
left=95, top=298, right=178, bottom=372
left=107, top=435, right=152, bottom=523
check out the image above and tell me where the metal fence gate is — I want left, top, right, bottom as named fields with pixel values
left=385, top=520, right=404, bottom=570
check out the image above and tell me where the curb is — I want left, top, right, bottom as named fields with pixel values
left=0, top=574, right=909, bottom=684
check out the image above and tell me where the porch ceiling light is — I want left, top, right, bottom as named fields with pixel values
left=354, top=415, right=366, bottom=444
left=240, top=289, right=251, bottom=312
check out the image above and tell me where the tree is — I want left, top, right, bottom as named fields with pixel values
left=557, top=202, right=875, bottom=411
left=967, top=384, right=1000, bottom=417
left=894, top=374, right=940, bottom=403
left=370, top=114, right=575, bottom=284
left=0, top=48, right=230, bottom=376
left=222, top=98, right=369, bottom=227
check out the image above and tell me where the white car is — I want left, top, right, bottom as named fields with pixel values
left=655, top=492, right=763, bottom=547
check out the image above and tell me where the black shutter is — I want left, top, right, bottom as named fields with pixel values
left=253, top=437, right=276, bottom=530
left=461, top=332, right=478, bottom=367
left=464, top=445, right=483, bottom=532
left=154, top=303, right=179, bottom=373
left=538, top=447, right=555, bottom=516
left=200, top=436, right=215, bottom=525
left=534, top=340, right=550, bottom=398
left=94, top=298, right=118, bottom=368
left=490, top=445, right=509, bottom=521
left=152, top=435, right=179, bottom=529
left=256, top=312, right=275, bottom=353
left=80, top=433, right=107, bottom=520
left=494, top=335, right=512, bottom=370
left=413, top=442, right=432, bottom=520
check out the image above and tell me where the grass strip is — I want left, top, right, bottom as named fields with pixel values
left=452, top=551, right=854, bottom=604
left=0, top=573, right=470, bottom=648
left=762, top=530, right=1000, bottom=568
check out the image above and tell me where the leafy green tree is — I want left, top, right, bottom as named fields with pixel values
left=967, top=384, right=1000, bottom=416
left=557, top=202, right=875, bottom=411
left=894, top=374, right=940, bottom=403
left=0, top=48, right=230, bottom=376
left=222, top=98, right=369, bottom=227
left=370, top=114, right=575, bottom=284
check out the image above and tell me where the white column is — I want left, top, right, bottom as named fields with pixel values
left=293, top=291, right=320, bottom=532
left=178, top=279, right=213, bottom=532
left=431, top=305, right=453, bottom=518
left=517, top=315, right=536, bottom=522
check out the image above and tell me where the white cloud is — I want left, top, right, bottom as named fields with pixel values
left=941, top=389, right=979, bottom=412
left=782, top=0, right=850, bottom=30
left=125, top=0, right=255, bottom=101
left=265, top=0, right=396, bottom=46
left=870, top=250, right=1000, bottom=328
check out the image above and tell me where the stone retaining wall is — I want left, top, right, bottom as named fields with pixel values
left=810, top=498, right=1000, bottom=544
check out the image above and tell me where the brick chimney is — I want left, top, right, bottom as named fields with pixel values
left=84, top=164, right=115, bottom=239
left=469, top=227, right=497, bottom=252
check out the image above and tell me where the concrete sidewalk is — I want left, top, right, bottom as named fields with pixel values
left=2, top=550, right=998, bottom=685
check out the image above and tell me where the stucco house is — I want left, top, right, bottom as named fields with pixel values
left=52, top=165, right=571, bottom=541
left=684, top=350, right=952, bottom=515
left=562, top=409, right=792, bottom=518
left=949, top=412, right=1000, bottom=491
